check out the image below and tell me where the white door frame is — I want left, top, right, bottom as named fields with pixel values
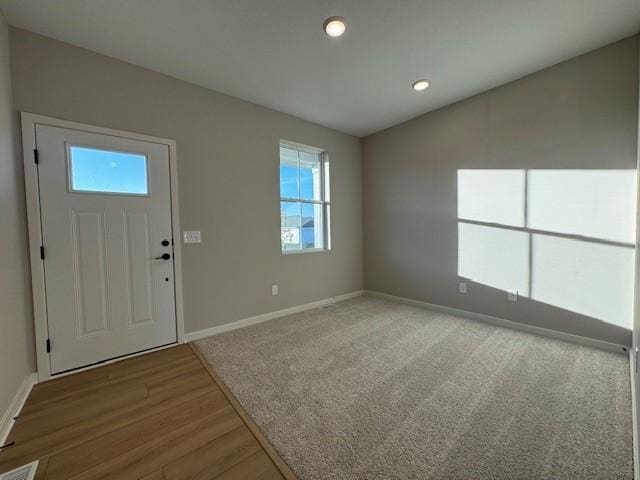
left=21, top=112, right=185, bottom=382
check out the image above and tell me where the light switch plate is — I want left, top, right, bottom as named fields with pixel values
left=459, top=282, right=467, bottom=294
left=183, top=231, right=201, bottom=244
left=271, top=284, right=278, bottom=296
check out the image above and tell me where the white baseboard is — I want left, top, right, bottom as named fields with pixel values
left=184, top=290, right=364, bottom=342
left=631, top=349, right=639, bottom=480
left=0, top=373, right=37, bottom=448
left=365, top=290, right=628, bottom=354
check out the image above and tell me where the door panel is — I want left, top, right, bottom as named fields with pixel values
left=123, top=211, right=154, bottom=326
left=71, top=210, right=112, bottom=336
left=36, top=124, right=177, bottom=374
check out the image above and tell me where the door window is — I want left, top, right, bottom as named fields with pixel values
left=69, top=145, right=149, bottom=195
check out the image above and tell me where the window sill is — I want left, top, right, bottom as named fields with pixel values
left=282, top=248, right=330, bottom=255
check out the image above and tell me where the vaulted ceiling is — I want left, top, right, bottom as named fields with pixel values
left=1, top=0, right=638, bottom=136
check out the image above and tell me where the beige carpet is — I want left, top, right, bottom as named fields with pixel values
left=195, top=296, right=633, bottom=479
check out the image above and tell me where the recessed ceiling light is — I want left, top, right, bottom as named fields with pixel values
left=412, top=79, right=430, bottom=91
left=323, top=16, right=346, bottom=37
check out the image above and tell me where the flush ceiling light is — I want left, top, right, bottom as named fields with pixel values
left=323, top=16, right=346, bottom=37
left=412, top=79, right=430, bottom=91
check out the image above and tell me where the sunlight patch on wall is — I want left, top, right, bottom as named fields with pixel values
left=457, top=169, right=636, bottom=329
left=528, top=170, right=636, bottom=243
left=458, top=223, right=529, bottom=296
left=531, top=235, right=634, bottom=329
left=458, top=169, right=525, bottom=227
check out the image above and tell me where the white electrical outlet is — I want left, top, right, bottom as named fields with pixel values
left=507, top=290, right=518, bottom=302
left=271, top=284, right=278, bottom=296
left=459, top=282, right=467, bottom=294
left=183, top=231, right=201, bottom=244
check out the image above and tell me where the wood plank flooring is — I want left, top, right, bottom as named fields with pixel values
left=0, top=344, right=295, bottom=480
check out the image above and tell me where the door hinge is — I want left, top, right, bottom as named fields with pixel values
left=40, top=246, right=45, bottom=260
left=46, top=339, right=51, bottom=353
left=34, top=149, right=39, bottom=164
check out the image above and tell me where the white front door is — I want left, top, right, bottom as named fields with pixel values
left=35, top=124, right=177, bottom=374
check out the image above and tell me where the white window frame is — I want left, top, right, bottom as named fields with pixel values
left=279, top=140, right=331, bottom=254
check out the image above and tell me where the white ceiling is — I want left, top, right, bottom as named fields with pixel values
left=1, top=1, right=639, bottom=137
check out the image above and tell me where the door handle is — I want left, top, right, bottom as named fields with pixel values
left=154, top=253, right=171, bottom=260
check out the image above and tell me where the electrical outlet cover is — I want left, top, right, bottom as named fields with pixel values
left=459, top=282, right=467, bottom=294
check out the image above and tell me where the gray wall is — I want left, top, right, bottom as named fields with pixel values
left=363, top=36, right=639, bottom=346
left=9, top=28, right=363, bottom=335
left=0, top=16, right=34, bottom=416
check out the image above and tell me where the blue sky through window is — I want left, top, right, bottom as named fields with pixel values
left=280, top=164, right=298, bottom=198
left=70, top=146, right=148, bottom=195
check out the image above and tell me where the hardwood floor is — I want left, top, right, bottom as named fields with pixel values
left=0, top=344, right=295, bottom=480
